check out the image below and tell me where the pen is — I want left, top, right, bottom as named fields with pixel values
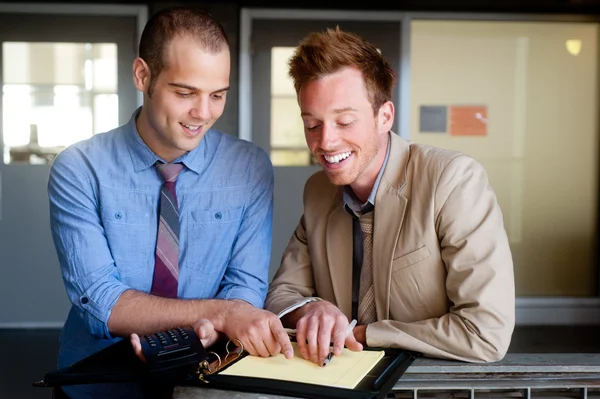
left=322, top=319, right=357, bottom=367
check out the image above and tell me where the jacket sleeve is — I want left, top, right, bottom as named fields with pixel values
left=265, top=213, right=319, bottom=315
left=367, top=155, right=515, bottom=362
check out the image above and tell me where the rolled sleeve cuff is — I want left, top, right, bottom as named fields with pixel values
left=276, top=297, right=322, bottom=318
left=217, top=286, right=265, bottom=309
left=79, top=280, right=129, bottom=339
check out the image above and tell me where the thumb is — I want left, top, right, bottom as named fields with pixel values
left=195, top=319, right=212, bottom=338
left=130, top=333, right=147, bottom=362
left=194, top=319, right=218, bottom=347
left=344, top=335, right=363, bottom=352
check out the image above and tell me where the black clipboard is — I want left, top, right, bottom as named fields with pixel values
left=33, top=336, right=419, bottom=399
left=32, top=338, right=200, bottom=388
left=184, top=341, right=420, bottom=399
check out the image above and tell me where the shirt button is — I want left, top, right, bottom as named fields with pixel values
left=215, top=212, right=222, bottom=220
left=115, top=212, right=122, bottom=220
left=81, top=296, right=89, bottom=305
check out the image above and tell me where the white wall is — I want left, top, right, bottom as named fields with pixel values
left=410, top=20, right=599, bottom=296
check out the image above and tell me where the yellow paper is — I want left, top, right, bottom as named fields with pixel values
left=220, top=342, right=384, bottom=389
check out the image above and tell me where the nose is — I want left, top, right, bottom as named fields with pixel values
left=189, top=96, right=210, bottom=121
left=318, top=123, right=339, bottom=149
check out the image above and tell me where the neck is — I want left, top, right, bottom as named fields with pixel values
left=350, top=132, right=389, bottom=203
left=135, top=107, right=181, bottom=163
left=351, top=186, right=372, bottom=205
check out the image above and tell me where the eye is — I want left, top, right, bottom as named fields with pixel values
left=338, top=121, right=355, bottom=128
left=176, top=92, right=192, bottom=98
left=211, top=93, right=225, bottom=100
left=305, top=125, right=320, bottom=132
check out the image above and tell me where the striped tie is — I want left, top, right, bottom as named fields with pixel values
left=357, top=211, right=377, bottom=324
left=151, top=162, right=184, bottom=298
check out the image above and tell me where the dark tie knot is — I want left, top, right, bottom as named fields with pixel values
left=157, top=163, right=184, bottom=183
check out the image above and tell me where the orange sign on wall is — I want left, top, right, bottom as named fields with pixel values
left=449, top=105, right=488, bottom=136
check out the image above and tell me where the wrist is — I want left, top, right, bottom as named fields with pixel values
left=197, top=299, right=231, bottom=332
left=299, top=300, right=321, bottom=314
left=281, top=300, right=323, bottom=327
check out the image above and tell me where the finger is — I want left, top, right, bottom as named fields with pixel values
left=198, top=326, right=217, bottom=348
left=316, top=324, right=333, bottom=365
left=258, top=319, right=282, bottom=357
left=271, top=323, right=294, bottom=359
left=130, top=333, right=146, bottom=363
left=295, top=319, right=309, bottom=360
left=193, top=319, right=218, bottom=347
left=345, top=335, right=364, bottom=352
left=201, top=329, right=219, bottom=348
left=250, top=337, right=272, bottom=358
left=331, top=323, right=348, bottom=356
left=305, top=320, right=320, bottom=364
left=266, top=341, right=282, bottom=357
left=196, top=321, right=211, bottom=339
left=240, top=338, right=260, bottom=357
left=240, top=327, right=271, bottom=358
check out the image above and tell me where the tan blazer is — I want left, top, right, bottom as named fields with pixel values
left=265, top=133, right=515, bottom=362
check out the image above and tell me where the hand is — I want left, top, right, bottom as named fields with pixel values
left=352, top=324, right=367, bottom=345
left=130, top=319, right=219, bottom=363
left=222, top=302, right=293, bottom=360
left=294, top=301, right=363, bottom=366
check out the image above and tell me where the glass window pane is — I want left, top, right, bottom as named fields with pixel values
left=271, top=150, right=314, bottom=166
left=410, top=20, right=599, bottom=297
left=92, top=44, right=118, bottom=92
left=94, top=94, right=119, bottom=135
left=270, top=47, right=311, bottom=166
left=2, top=42, right=118, bottom=164
left=271, top=96, right=306, bottom=148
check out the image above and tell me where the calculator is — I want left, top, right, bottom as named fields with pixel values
left=139, top=327, right=208, bottom=373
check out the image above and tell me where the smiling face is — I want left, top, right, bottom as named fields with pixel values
left=133, top=35, right=230, bottom=162
left=299, top=67, right=394, bottom=201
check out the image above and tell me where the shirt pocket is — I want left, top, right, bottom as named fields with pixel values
left=184, top=207, right=244, bottom=272
left=100, top=206, right=151, bottom=277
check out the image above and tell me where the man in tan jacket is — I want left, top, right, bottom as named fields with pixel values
left=265, top=27, right=515, bottom=366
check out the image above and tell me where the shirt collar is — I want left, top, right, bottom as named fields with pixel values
left=125, top=107, right=205, bottom=174
left=343, top=132, right=391, bottom=216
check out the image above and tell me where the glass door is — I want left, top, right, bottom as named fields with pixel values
left=0, top=11, right=139, bottom=325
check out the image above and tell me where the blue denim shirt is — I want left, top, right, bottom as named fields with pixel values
left=48, top=109, right=273, bottom=397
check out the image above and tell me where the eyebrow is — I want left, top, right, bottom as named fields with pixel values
left=168, top=82, right=230, bottom=93
left=300, top=107, right=358, bottom=117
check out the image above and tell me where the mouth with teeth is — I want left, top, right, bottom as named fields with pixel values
left=180, top=122, right=203, bottom=136
left=322, top=151, right=352, bottom=167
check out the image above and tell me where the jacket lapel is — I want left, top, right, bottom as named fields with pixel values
left=372, top=133, right=410, bottom=320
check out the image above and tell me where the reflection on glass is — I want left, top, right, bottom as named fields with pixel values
left=2, top=42, right=118, bottom=164
left=270, top=47, right=310, bottom=166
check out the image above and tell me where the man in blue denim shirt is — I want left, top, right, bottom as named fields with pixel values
left=47, top=6, right=292, bottom=398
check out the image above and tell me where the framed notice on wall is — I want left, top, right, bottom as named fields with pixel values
left=449, top=105, right=488, bottom=136
left=419, top=105, right=447, bottom=133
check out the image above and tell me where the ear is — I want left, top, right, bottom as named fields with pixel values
left=377, top=101, right=395, bottom=133
left=132, top=57, right=151, bottom=93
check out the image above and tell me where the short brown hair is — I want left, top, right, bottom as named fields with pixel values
left=288, top=27, right=396, bottom=114
left=139, top=6, right=229, bottom=95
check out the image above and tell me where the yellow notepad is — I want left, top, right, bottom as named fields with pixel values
left=220, top=342, right=385, bottom=389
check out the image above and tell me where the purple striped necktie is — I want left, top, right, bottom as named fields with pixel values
left=151, top=162, right=184, bottom=298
